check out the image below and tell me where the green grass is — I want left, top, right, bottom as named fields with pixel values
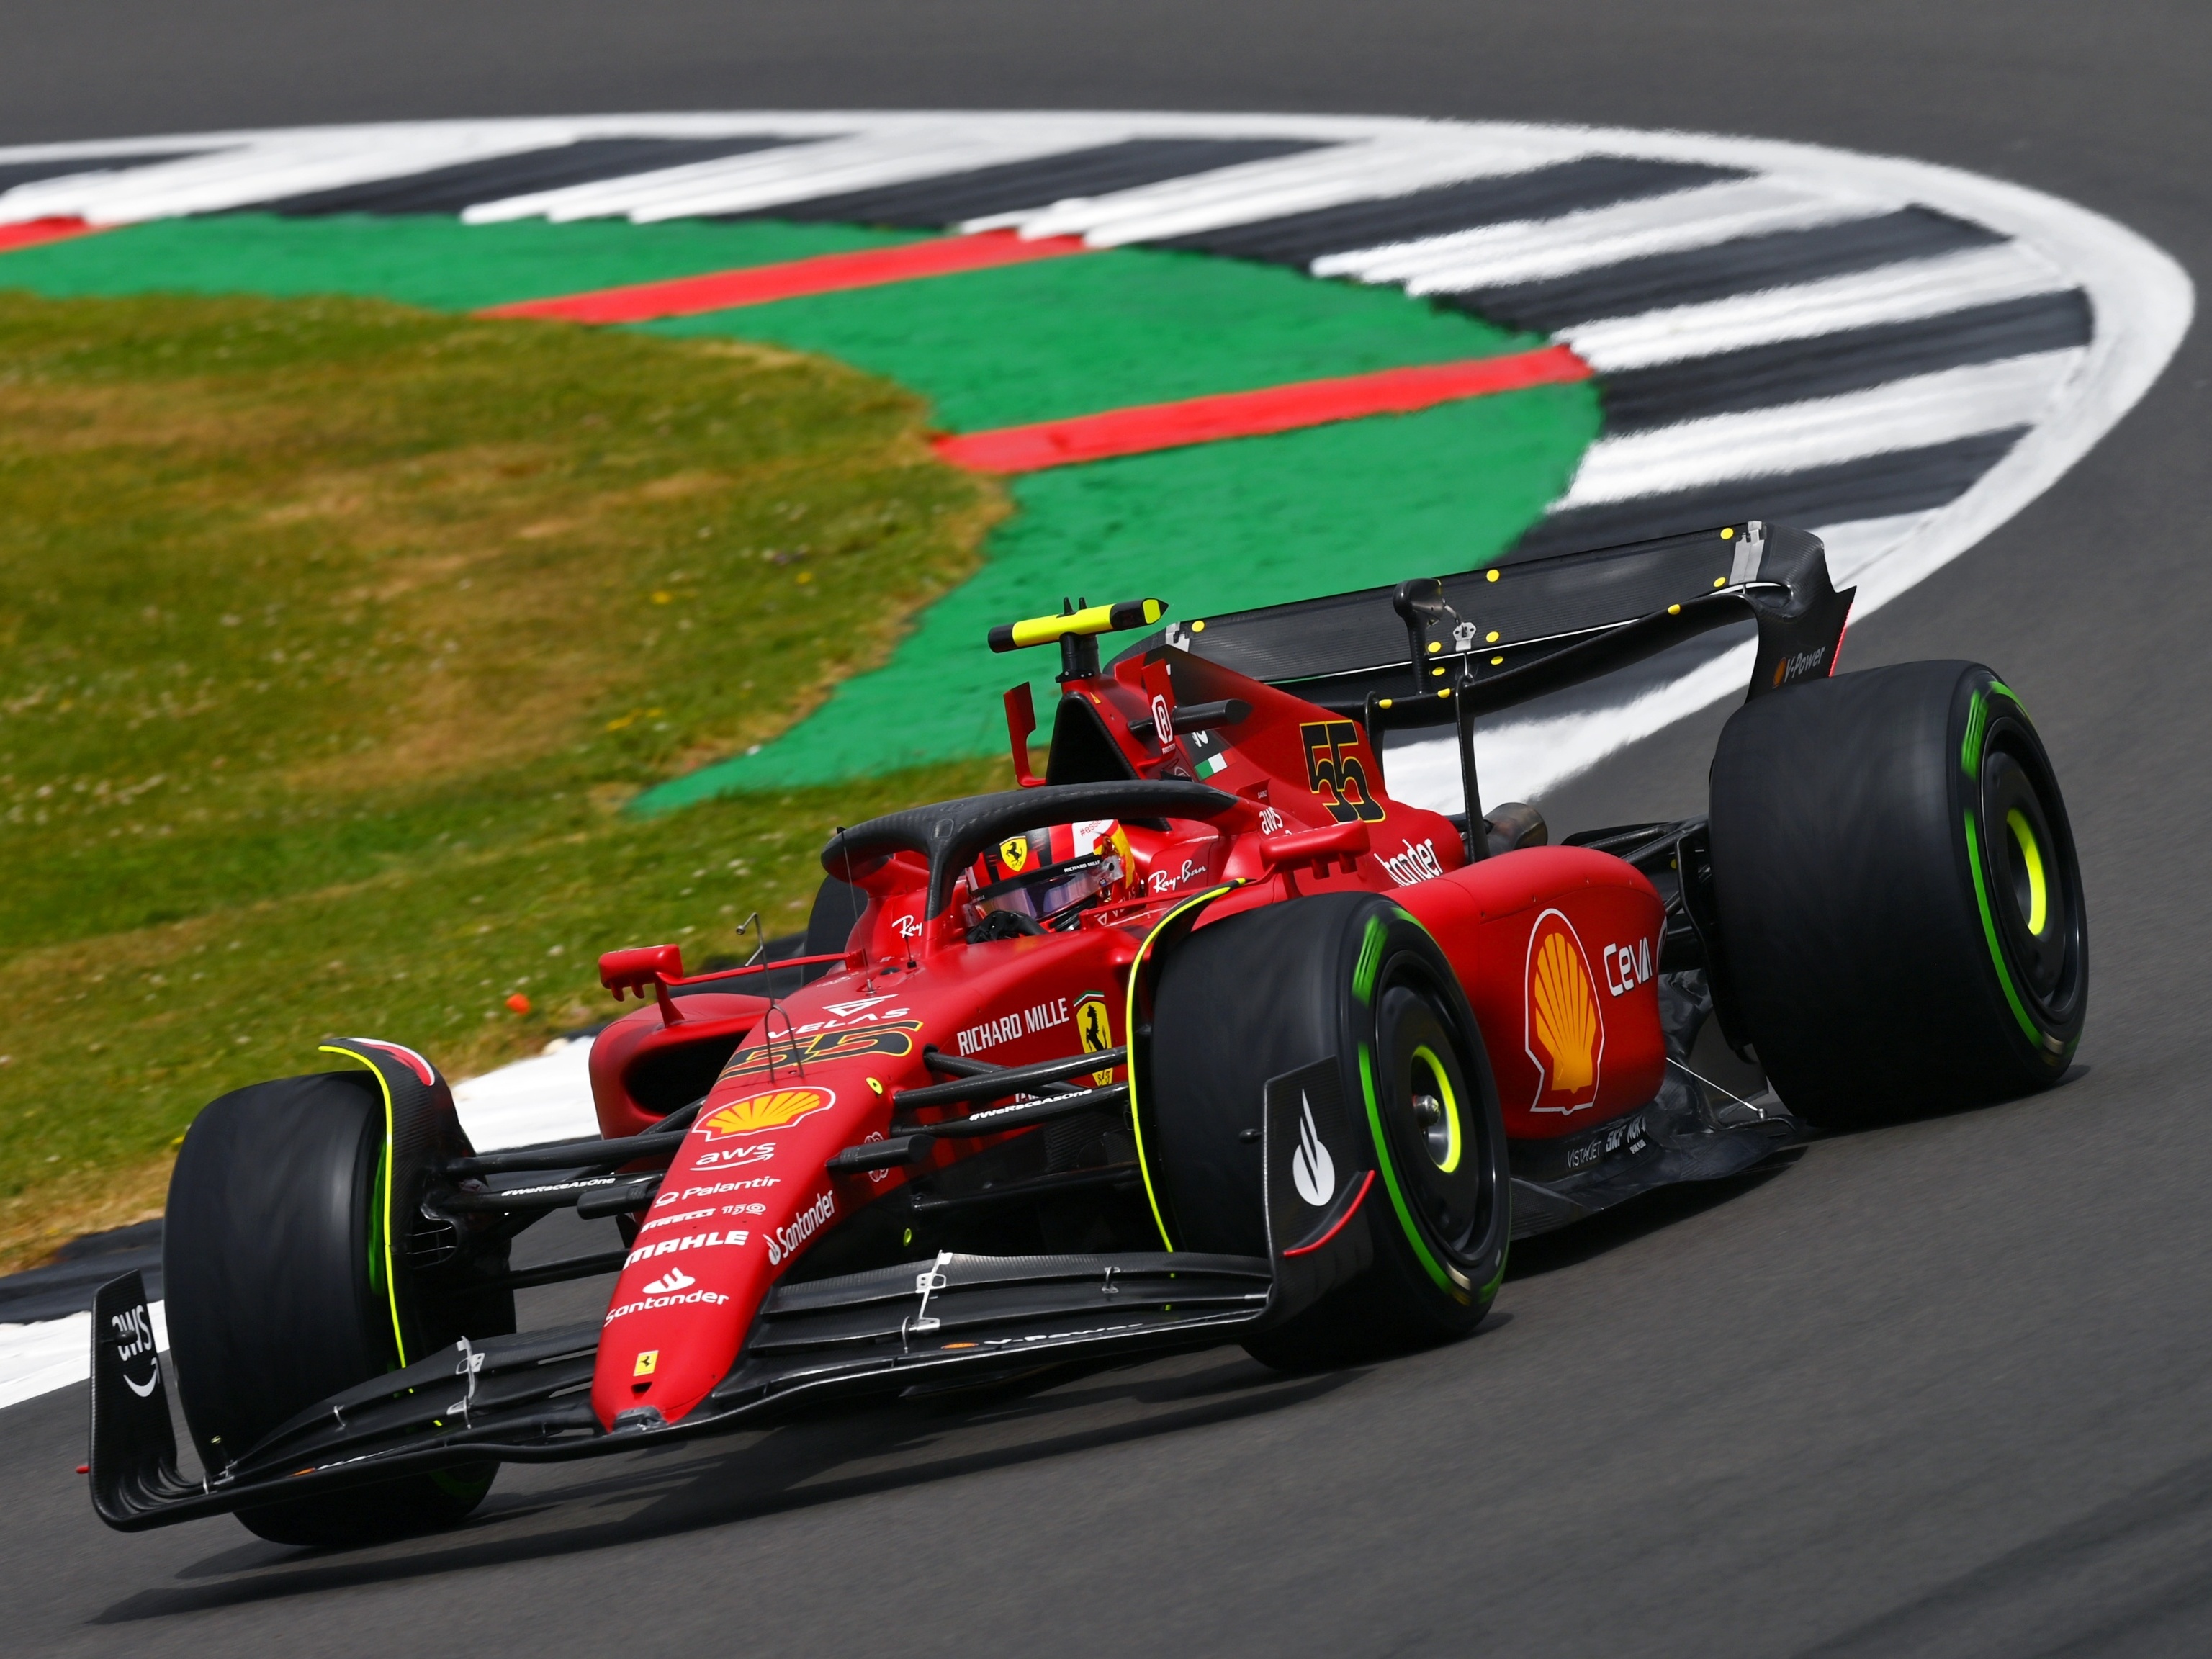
left=0, top=288, right=1004, bottom=1267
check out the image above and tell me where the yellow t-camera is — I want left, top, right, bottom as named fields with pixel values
left=987, top=598, right=1166, bottom=654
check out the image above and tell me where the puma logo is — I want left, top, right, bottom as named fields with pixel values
left=1291, top=1093, right=1335, bottom=1208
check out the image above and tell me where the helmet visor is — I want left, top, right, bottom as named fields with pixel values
left=973, top=855, right=1112, bottom=929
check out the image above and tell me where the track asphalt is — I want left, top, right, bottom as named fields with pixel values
left=4, top=4, right=2211, bottom=1655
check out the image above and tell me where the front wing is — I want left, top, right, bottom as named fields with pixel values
left=90, top=1070, right=1367, bottom=1530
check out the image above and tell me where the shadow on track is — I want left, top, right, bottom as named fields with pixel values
left=94, top=1349, right=1358, bottom=1622
left=1506, top=1153, right=1804, bottom=1280
left=1509, top=1066, right=2099, bottom=1283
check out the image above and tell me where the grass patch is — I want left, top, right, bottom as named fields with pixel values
left=0, top=289, right=1006, bottom=1269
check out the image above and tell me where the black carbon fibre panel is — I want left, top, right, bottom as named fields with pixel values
left=1441, top=207, right=2007, bottom=331
left=1508, top=431, right=2024, bottom=559
left=0, top=152, right=212, bottom=194
left=1150, top=156, right=1743, bottom=266
left=1153, top=525, right=1748, bottom=690
left=246, top=135, right=801, bottom=216
left=729, top=136, right=1326, bottom=228
left=1600, top=292, right=2093, bottom=433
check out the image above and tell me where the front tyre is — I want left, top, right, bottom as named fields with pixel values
left=1707, top=662, right=2087, bottom=1127
left=165, top=1059, right=508, bottom=1546
left=1146, top=895, right=1511, bottom=1369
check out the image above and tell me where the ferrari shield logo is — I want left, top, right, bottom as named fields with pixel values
left=998, top=835, right=1031, bottom=873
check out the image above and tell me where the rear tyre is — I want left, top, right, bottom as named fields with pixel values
left=1146, top=894, right=1511, bottom=1369
left=1707, top=662, right=2086, bottom=1128
left=165, top=1069, right=505, bottom=1546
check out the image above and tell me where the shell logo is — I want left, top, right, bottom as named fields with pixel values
left=1524, top=910, right=1604, bottom=1114
left=696, top=1086, right=835, bottom=1141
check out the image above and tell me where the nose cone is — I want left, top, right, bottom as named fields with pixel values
left=589, top=1077, right=861, bottom=1429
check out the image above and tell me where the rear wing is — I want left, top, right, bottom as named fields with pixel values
left=1124, top=521, right=1853, bottom=728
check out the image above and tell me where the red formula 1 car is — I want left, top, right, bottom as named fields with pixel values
left=90, top=521, right=2087, bottom=1543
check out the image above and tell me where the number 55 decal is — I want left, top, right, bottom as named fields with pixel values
left=1300, top=721, right=1387, bottom=824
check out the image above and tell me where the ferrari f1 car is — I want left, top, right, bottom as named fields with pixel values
left=90, top=520, right=2086, bottom=1543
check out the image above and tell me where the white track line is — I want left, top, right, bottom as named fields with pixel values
left=449, top=1038, right=603, bottom=1149
left=468, top=122, right=1143, bottom=225
left=0, top=125, right=584, bottom=226
left=1313, top=177, right=1880, bottom=293
left=1558, top=349, right=2085, bottom=508
left=0, top=1303, right=166, bottom=1413
left=1563, top=243, right=2076, bottom=371
left=985, top=134, right=1583, bottom=246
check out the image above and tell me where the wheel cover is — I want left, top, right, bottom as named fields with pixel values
left=1969, top=720, right=2084, bottom=1035
left=1372, top=979, right=1495, bottom=1275
left=1410, top=1043, right=1463, bottom=1174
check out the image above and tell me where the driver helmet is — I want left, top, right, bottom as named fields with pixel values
left=964, top=819, right=1136, bottom=931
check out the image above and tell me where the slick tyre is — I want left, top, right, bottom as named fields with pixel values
left=1146, top=894, right=1510, bottom=1369
left=1707, top=662, right=2086, bottom=1128
left=165, top=1071, right=498, bottom=1547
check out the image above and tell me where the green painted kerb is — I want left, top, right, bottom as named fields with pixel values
left=626, top=247, right=1596, bottom=809
left=0, top=212, right=922, bottom=310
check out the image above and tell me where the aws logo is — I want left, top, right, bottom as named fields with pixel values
left=1524, top=909, right=1603, bottom=1115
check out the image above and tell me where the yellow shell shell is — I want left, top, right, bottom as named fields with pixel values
left=702, top=1087, right=829, bottom=1137
left=1532, top=932, right=1597, bottom=1093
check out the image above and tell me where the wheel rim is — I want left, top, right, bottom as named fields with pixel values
left=1410, top=1044, right=1462, bottom=1174
left=1377, top=980, right=1496, bottom=1269
left=1979, top=739, right=2080, bottom=1016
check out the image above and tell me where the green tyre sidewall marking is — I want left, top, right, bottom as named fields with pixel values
left=1357, top=907, right=1465, bottom=1298
left=1359, top=1039, right=1457, bottom=1295
left=1954, top=675, right=2083, bottom=1068
left=1362, top=911, right=1503, bottom=1300
left=1347, top=907, right=1511, bottom=1310
left=1964, top=811, right=2044, bottom=1047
